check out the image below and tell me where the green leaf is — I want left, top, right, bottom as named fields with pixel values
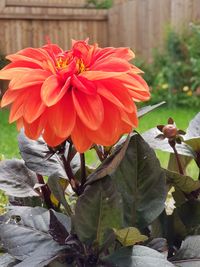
left=104, top=245, right=174, bottom=267
left=0, top=159, right=39, bottom=197
left=171, top=235, right=200, bottom=266
left=168, top=153, right=192, bottom=174
left=110, top=134, right=166, bottom=228
left=73, top=176, right=123, bottom=246
left=165, top=169, right=200, bottom=194
left=48, top=174, right=72, bottom=215
left=137, top=102, right=166, bottom=118
left=184, top=137, right=200, bottom=153
left=113, top=227, right=148, bottom=247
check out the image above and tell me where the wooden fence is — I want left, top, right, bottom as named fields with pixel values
left=109, top=0, right=200, bottom=61
left=0, top=0, right=200, bottom=60
left=0, top=0, right=108, bottom=55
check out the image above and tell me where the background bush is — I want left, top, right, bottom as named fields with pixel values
left=136, top=23, right=200, bottom=108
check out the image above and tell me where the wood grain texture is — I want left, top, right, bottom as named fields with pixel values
left=108, top=0, right=200, bottom=61
left=0, top=0, right=200, bottom=61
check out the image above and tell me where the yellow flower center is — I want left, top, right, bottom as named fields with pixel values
left=76, top=59, right=86, bottom=74
left=56, top=57, right=68, bottom=70
left=56, top=56, right=86, bottom=74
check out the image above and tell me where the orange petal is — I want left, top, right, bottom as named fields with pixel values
left=72, top=40, right=90, bottom=59
left=17, top=47, right=56, bottom=73
left=86, top=98, right=121, bottom=146
left=43, top=123, right=66, bottom=147
left=71, top=117, right=93, bottom=153
left=24, top=115, right=46, bottom=140
left=119, top=73, right=149, bottom=92
left=42, top=43, right=63, bottom=57
left=9, top=69, right=50, bottom=90
left=9, top=93, right=28, bottom=123
left=17, top=47, right=52, bottom=62
left=0, top=67, right=32, bottom=80
left=4, top=60, right=42, bottom=70
left=81, top=71, right=123, bottom=81
left=72, top=75, right=96, bottom=95
left=1, top=89, right=21, bottom=107
left=41, top=75, right=70, bottom=106
left=72, top=88, right=104, bottom=130
left=128, top=73, right=149, bottom=90
left=93, top=47, right=135, bottom=62
left=128, top=89, right=150, bottom=102
left=6, top=54, right=43, bottom=68
left=23, top=88, right=46, bottom=123
left=47, top=92, right=76, bottom=138
left=91, top=58, right=131, bottom=72
left=16, top=118, right=23, bottom=131
left=97, top=80, right=134, bottom=113
left=120, top=104, right=138, bottom=127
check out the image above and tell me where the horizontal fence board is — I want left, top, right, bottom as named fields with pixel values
left=6, top=0, right=87, bottom=7
left=0, top=0, right=200, bottom=61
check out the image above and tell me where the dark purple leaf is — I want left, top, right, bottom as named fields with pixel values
left=0, top=159, right=39, bottom=197
left=168, top=117, right=174, bottom=124
left=18, top=130, right=80, bottom=178
left=49, top=210, right=69, bottom=245
left=137, top=102, right=166, bottom=118
left=157, top=125, right=164, bottom=132
left=185, top=112, right=200, bottom=138
left=155, top=134, right=165, bottom=140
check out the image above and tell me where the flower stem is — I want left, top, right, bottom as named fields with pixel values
left=94, top=145, right=104, bottom=162
left=169, top=141, right=184, bottom=175
left=173, top=146, right=184, bottom=175
left=61, top=154, right=81, bottom=195
left=37, top=174, right=54, bottom=209
left=80, top=153, right=86, bottom=187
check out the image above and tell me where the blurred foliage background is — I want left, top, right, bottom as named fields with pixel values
left=135, top=23, right=200, bottom=109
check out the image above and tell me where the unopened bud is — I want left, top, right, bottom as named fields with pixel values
left=162, top=124, right=177, bottom=139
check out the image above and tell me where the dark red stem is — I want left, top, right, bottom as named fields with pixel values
left=169, top=142, right=184, bottom=175
left=61, top=154, right=81, bottom=195
left=37, top=174, right=54, bottom=209
left=80, top=153, right=86, bottom=187
left=94, top=145, right=104, bottom=162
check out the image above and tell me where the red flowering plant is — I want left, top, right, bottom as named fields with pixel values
left=0, top=40, right=200, bottom=267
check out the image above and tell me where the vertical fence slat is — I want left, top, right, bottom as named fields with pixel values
left=1, top=0, right=200, bottom=60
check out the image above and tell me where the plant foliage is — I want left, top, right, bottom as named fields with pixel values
left=0, top=105, right=200, bottom=266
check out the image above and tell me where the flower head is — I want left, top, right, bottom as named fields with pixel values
left=0, top=39, right=150, bottom=152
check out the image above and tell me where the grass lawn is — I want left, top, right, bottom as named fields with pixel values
left=0, top=106, right=199, bottom=178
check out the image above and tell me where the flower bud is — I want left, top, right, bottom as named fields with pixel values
left=162, top=124, right=178, bottom=139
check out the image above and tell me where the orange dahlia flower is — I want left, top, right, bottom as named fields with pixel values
left=0, top=40, right=150, bottom=152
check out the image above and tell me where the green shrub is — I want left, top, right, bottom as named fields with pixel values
left=87, top=0, right=113, bottom=9
left=136, top=23, right=200, bottom=108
